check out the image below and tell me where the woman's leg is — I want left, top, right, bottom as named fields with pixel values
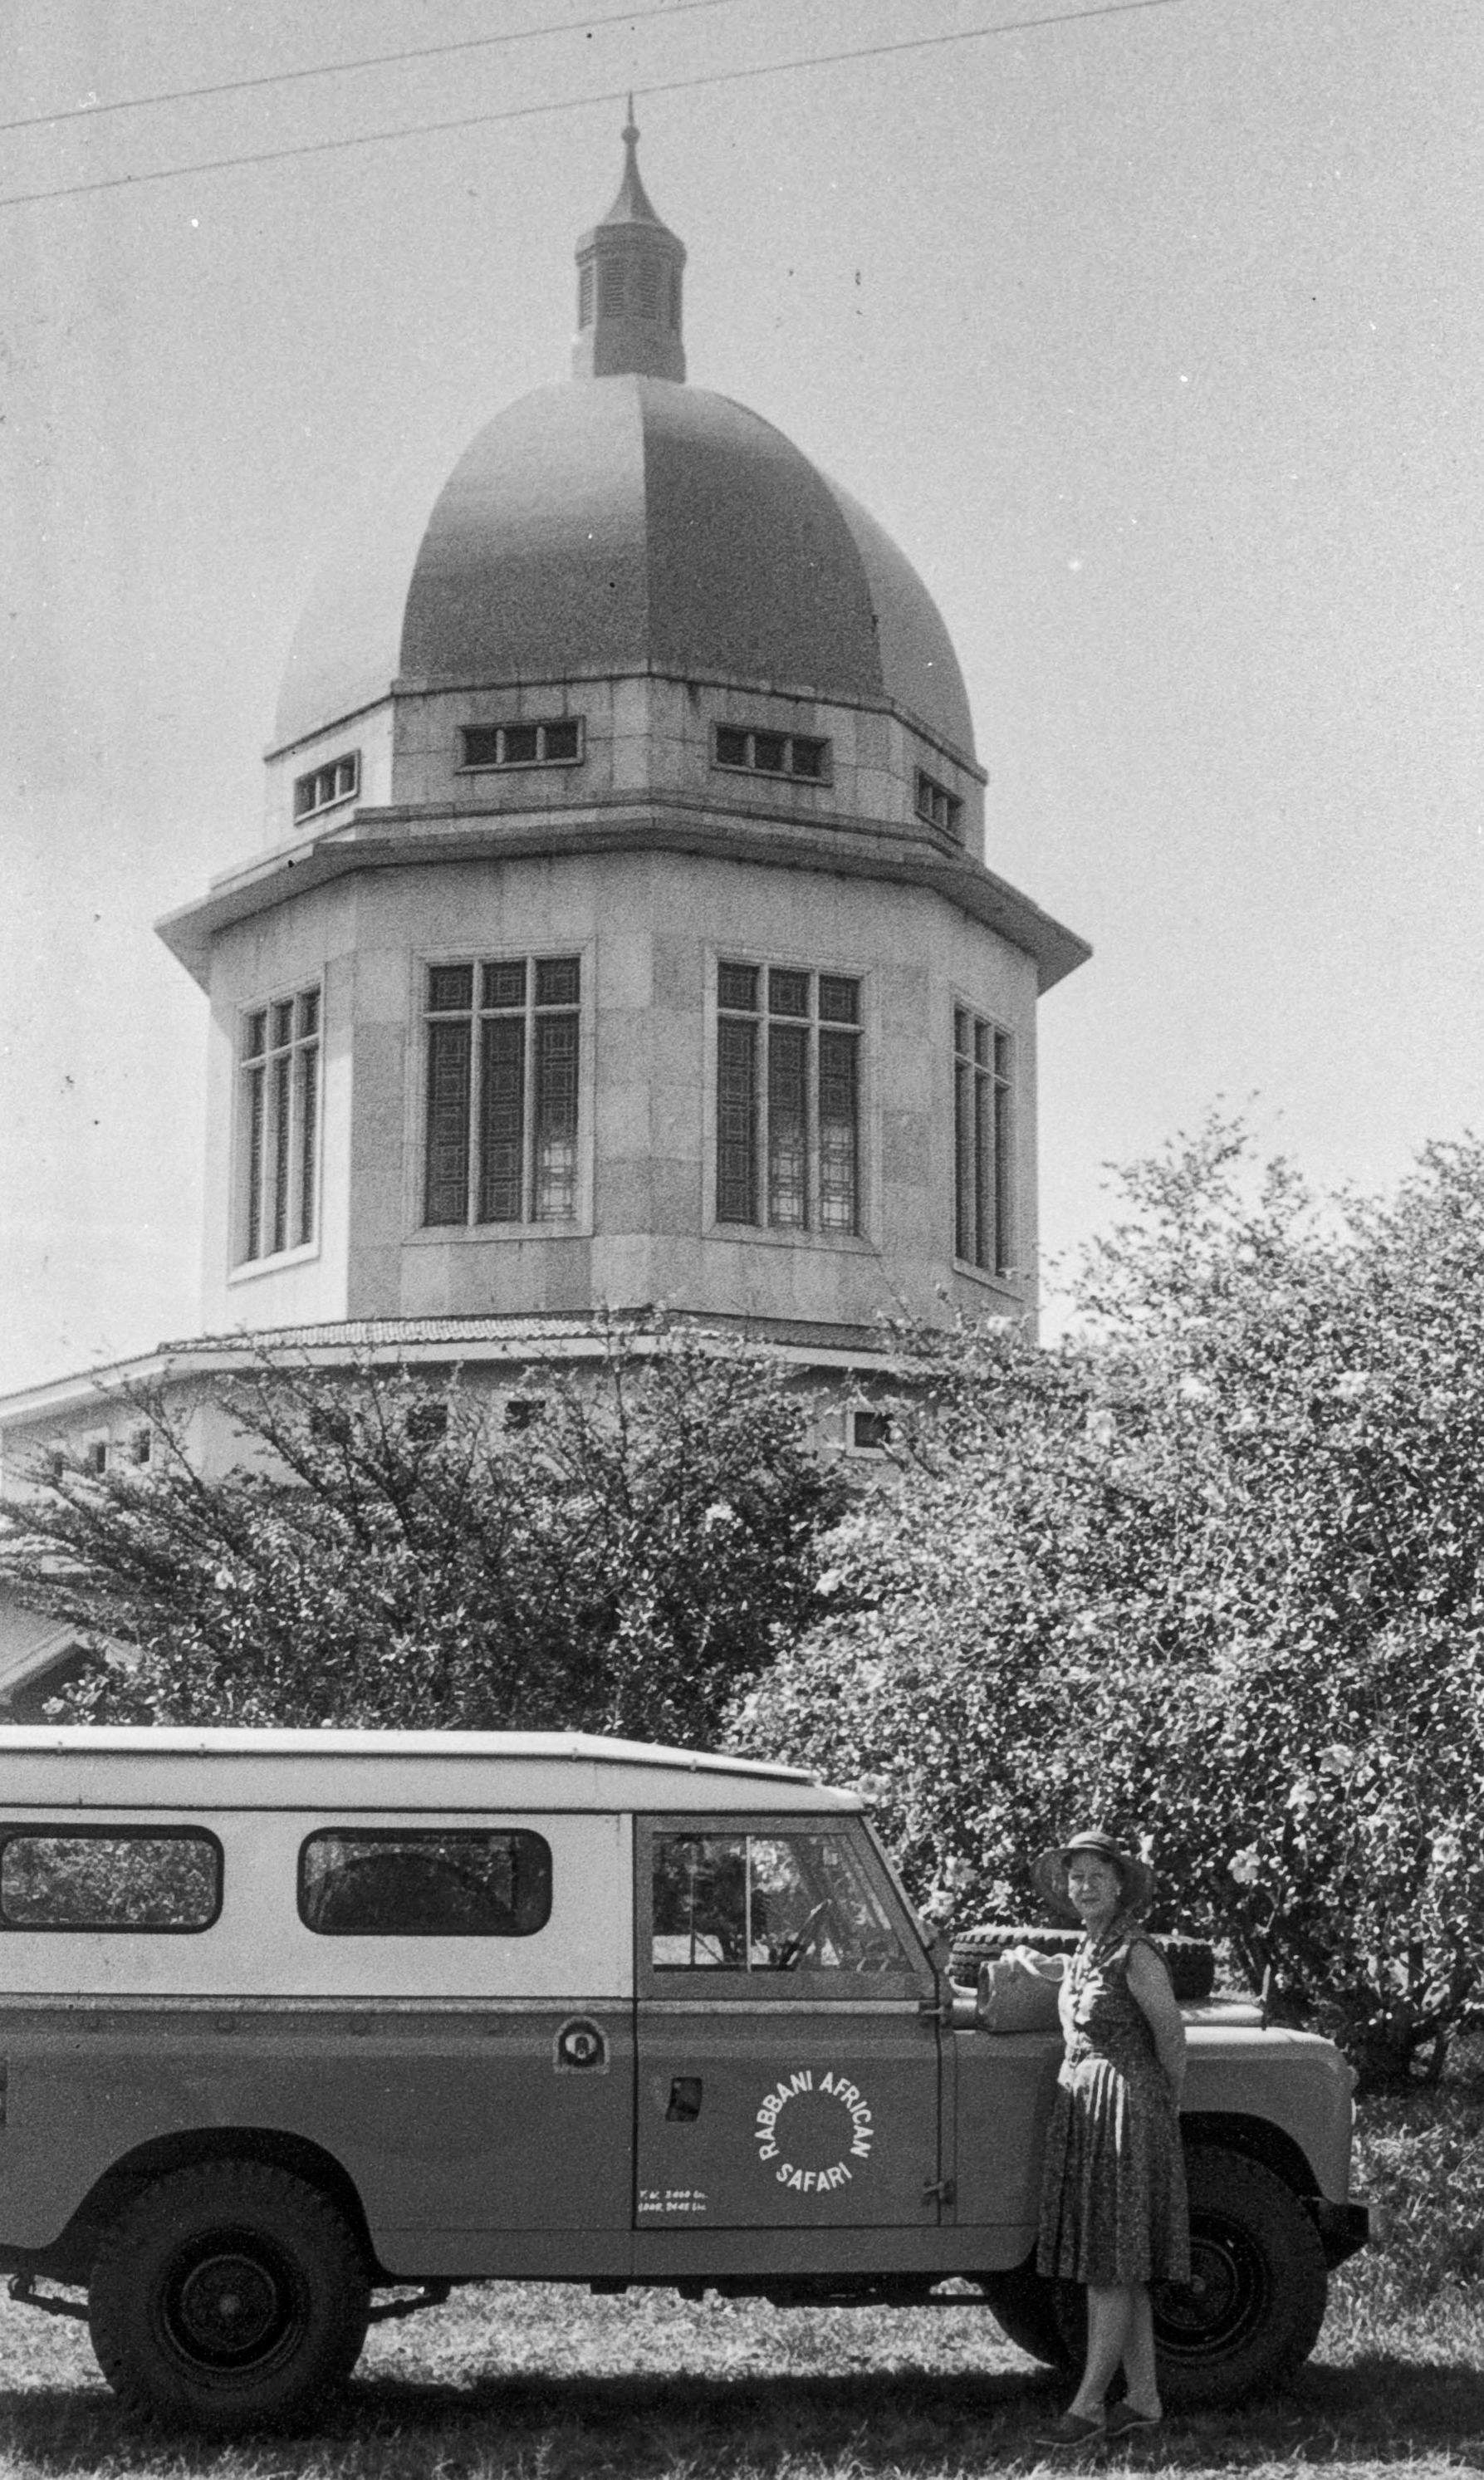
left=1119, top=2285, right=1161, bottom=2416
left=1069, top=2284, right=1136, bottom=2420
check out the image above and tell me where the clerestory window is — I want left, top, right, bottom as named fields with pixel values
left=713, top=725, right=830, bottom=783
left=423, top=957, right=582, bottom=1228
left=238, top=988, right=321, bottom=1265
left=459, top=719, right=582, bottom=772
left=294, top=752, right=359, bottom=823
left=953, top=1007, right=1014, bottom=1277
left=916, top=769, right=962, bottom=839
left=715, top=963, right=861, bottom=1235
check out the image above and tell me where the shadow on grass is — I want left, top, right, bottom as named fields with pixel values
left=0, top=2357, right=1482, bottom=2476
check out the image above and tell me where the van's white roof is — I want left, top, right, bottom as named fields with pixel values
left=0, top=1727, right=861, bottom=1815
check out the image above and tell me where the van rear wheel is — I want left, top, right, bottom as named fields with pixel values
left=88, top=2160, right=370, bottom=2431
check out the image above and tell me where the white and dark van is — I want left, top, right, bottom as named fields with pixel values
left=0, top=1728, right=1366, bottom=2429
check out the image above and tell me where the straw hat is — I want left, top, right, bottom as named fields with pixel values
left=1031, top=1828, right=1156, bottom=1924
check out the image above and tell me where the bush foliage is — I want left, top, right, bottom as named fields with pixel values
left=734, top=1121, right=1484, bottom=2084
left=0, top=1329, right=845, bottom=1747
left=1347, top=2076, right=1484, bottom=2304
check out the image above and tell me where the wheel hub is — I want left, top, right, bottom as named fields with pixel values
left=167, top=2245, right=291, bottom=2369
left=1155, top=2224, right=1265, bottom=2355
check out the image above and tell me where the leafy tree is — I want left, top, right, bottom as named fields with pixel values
left=733, top=1121, right=1484, bottom=2085
left=0, top=1327, right=845, bottom=1748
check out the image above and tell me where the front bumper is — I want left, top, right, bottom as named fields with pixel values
left=1310, top=2198, right=1369, bottom=2265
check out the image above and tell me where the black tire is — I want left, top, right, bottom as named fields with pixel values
left=977, top=2258, right=1075, bottom=2370
left=951, top=1924, right=1216, bottom=2004
left=1041, top=2146, right=1329, bottom=2409
left=88, top=2160, right=370, bottom=2432
left=1152, top=2146, right=1328, bottom=2408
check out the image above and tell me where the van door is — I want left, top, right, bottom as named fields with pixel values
left=634, top=1816, right=943, bottom=2232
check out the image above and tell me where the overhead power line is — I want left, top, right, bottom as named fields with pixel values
left=0, top=0, right=747, bottom=139
left=0, top=0, right=1203, bottom=215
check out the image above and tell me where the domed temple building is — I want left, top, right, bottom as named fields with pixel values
left=0, top=124, right=1089, bottom=1709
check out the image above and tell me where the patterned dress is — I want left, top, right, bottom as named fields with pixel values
left=1036, top=1916, right=1190, bottom=2286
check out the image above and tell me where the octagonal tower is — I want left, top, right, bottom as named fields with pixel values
left=158, top=125, right=1088, bottom=1358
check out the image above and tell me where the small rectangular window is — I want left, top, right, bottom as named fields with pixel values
left=293, top=751, right=360, bottom=824
left=299, top=1830, right=551, bottom=1937
left=85, top=1440, right=108, bottom=1476
left=916, top=768, right=963, bottom=839
left=459, top=720, right=584, bottom=772
left=850, top=1409, right=892, bottom=1453
left=713, top=725, right=831, bottom=785
left=0, top=1829, right=222, bottom=1932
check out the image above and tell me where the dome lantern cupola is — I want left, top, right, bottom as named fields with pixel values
left=572, top=104, right=686, bottom=383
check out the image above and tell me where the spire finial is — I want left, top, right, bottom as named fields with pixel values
left=571, top=110, right=687, bottom=383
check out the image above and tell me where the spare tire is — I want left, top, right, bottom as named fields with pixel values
left=950, top=1924, right=1216, bottom=2002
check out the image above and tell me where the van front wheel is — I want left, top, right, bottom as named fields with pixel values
left=88, top=2161, right=370, bottom=2431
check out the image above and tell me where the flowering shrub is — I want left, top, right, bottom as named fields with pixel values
left=0, top=1329, right=845, bottom=1748
left=735, top=1123, right=1484, bottom=2084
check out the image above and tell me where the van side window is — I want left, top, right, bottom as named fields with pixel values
left=299, top=1829, right=552, bottom=1937
left=651, top=1831, right=913, bottom=1973
left=0, top=1829, right=222, bottom=1933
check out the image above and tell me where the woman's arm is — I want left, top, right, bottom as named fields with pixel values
left=1127, top=1939, right=1187, bottom=2103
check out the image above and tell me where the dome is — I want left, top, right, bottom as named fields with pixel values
left=274, top=375, right=975, bottom=758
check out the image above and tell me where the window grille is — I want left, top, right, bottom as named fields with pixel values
left=953, top=1007, right=1013, bottom=1276
left=424, top=957, right=582, bottom=1228
left=238, top=987, right=321, bottom=1265
left=716, top=963, right=860, bottom=1235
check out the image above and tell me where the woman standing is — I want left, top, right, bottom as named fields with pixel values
left=1032, top=1829, right=1189, bottom=2448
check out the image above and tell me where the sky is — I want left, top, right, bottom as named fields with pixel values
left=2, top=0, right=1482, bottom=1395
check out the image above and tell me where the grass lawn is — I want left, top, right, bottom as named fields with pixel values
left=0, top=2267, right=1477, bottom=2480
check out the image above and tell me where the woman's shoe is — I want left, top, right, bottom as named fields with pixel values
left=1031, top=2409, right=1108, bottom=2448
left=1103, top=2403, right=1162, bottom=2438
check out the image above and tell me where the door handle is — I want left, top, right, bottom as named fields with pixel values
left=665, top=2076, right=703, bottom=2122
